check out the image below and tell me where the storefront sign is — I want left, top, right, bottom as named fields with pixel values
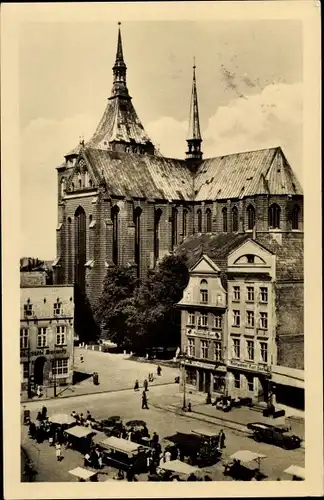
left=229, top=359, right=271, bottom=373
left=184, top=359, right=226, bottom=372
left=20, top=348, right=67, bottom=357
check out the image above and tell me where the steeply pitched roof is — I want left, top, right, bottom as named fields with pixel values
left=87, top=97, right=152, bottom=149
left=179, top=232, right=303, bottom=283
left=195, top=147, right=302, bottom=201
left=83, top=148, right=192, bottom=200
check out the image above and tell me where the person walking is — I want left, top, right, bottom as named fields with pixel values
left=218, top=429, right=226, bottom=449
left=157, top=365, right=162, bottom=376
left=134, top=379, right=139, bottom=391
left=143, top=379, right=148, bottom=392
left=80, top=354, right=84, bottom=363
left=55, top=443, right=62, bottom=461
left=164, top=449, right=171, bottom=462
left=142, top=390, right=149, bottom=410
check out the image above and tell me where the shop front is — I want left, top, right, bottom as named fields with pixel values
left=184, top=359, right=227, bottom=395
left=226, top=359, right=271, bottom=403
left=20, top=347, right=72, bottom=391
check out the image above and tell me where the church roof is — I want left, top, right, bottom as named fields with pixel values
left=195, top=147, right=302, bottom=201
left=87, top=97, right=152, bottom=149
left=83, top=148, right=192, bottom=200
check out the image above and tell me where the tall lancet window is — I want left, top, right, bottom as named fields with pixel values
left=247, top=205, right=256, bottom=230
left=268, top=203, right=281, bottom=229
left=292, top=204, right=300, bottom=230
left=154, top=208, right=162, bottom=264
left=134, top=207, right=142, bottom=277
left=171, top=208, right=178, bottom=250
left=197, top=209, right=202, bottom=233
left=74, top=207, right=86, bottom=293
left=111, top=205, right=119, bottom=265
left=232, top=206, right=238, bottom=232
left=183, top=209, right=188, bottom=238
left=206, top=208, right=212, bottom=232
left=67, top=217, right=72, bottom=283
left=222, top=207, right=228, bottom=232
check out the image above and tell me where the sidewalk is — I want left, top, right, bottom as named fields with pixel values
left=150, top=390, right=305, bottom=441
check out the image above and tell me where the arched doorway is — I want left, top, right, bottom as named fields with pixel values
left=34, top=356, right=47, bottom=386
left=74, top=206, right=86, bottom=293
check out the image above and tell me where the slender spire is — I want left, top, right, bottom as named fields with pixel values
left=111, top=22, right=129, bottom=99
left=186, top=59, right=203, bottom=163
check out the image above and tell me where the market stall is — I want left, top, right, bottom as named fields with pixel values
left=223, top=450, right=267, bottom=481
left=283, top=465, right=305, bottom=481
left=68, top=467, right=98, bottom=482
left=64, top=425, right=97, bottom=454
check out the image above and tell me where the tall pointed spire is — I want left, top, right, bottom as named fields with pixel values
left=186, top=59, right=203, bottom=163
left=111, top=22, right=129, bottom=99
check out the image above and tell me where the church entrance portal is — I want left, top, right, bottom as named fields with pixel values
left=34, top=356, right=47, bottom=386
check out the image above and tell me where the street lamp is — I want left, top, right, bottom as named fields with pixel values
left=179, top=345, right=187, bottom=411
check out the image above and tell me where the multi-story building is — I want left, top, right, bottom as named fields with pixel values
left=179, top=231, right=303, bottom=405
left=178, top=255, right=227, bottom=393
left=20, top=285, right=74, bottom=393
left=226, top=239, right=276, bottom=402
left=53, top=24, right=303, bottom=315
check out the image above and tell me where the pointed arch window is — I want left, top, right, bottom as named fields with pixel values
left=222, top=207, right=228, bottom=232
left=154, top=208, right=162, bottom=264
left=197, top=209, right=202, bottom=233
left=111, top=205, right=119, bottom=265
left=67, top=217, right=72, bottom=283
left=183, top=209, right=188, bottom=238
left=171, top=207, right=178, bottom=250
left=247, top=205, right=256, bottom=230
left=200, top=279, right=208, bottom=304
left=292, top=204, right=300, bottom=230
left=206, top=208, right=212, bottom=232
left=134, top=207, right=142, bottom=277
left=74, top=206, right=86, bottom=292
left=268, top=203, right=281, bottom=229
left=232, top=206, right=238, bottom=232
left=61, top=178, right=66, bottom=197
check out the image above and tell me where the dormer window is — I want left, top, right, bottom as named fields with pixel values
left=200, top=279, right=208, bottom=303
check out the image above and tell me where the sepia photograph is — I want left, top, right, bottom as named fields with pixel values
left=2, top=1, right=322, bottom=498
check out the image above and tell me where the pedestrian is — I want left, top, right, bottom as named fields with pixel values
left=187, top=473, right=197, bottom=481
left=187, top=401, right=192, bottom=412
left=55, top=443, right=62, bottom=461
left=36, top=385, right=42, bottom=398
left=159, top=453, right=165, bottom=467
left=144, top=379, right=148, bottom=391
left=134, top=379, right=139, bottom=391
left=142, top=424, right=149, bottom=438
left=80, top=354, right=84, bottom=363
left=98, top=451, right=103, bottom=469
left=142, top=390, right=149, bottom=410
left=151, top=431, right=159, bottom=447
left=41, top=406, right=47, bottom=420
left=218, top=429, right=226, bottom=449
left=84, top=453, right=91, bottom=467
left=206, top=392, right=212, bottom=405
left=164, top=449, right=172, bottom=462
left=157, top=365, right=162, bottom=376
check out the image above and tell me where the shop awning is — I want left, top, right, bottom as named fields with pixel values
left=272, top=365, right=304, bottom=390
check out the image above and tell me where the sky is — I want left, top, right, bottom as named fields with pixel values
left=20, top=19, right=303, bottom=260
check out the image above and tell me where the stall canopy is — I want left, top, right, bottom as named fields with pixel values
left=68, top=467, right=97, bottom=480
left=49, top=413, right=75, bottom=425
left=191, top=428, right=218, bottom=438
left=284, top=465, right=305, bottom=479
left=92, top=431, right=108, bottom=445
left=98, top=436, right=142, bottom=453
left=230, top=450, right=267, bottom=463
left=65, top=425, right=96, bottom=439
left=159, top=460, right=199, bottom=475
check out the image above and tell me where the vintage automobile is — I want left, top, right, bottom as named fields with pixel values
left=165, top=430, right=222, bottom=466
left=247, top=422, right=302, bottom=450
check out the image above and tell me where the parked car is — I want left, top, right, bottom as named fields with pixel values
left=165, top=431, right=222, bottom=466
left=247, top=422, right=301, bottom=450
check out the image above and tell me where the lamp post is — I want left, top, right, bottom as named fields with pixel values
left=53, top=343, right=57, bottom=398
left=179, top=346, right=187, bottom=411
left=27, top=338, right=32, bottom=399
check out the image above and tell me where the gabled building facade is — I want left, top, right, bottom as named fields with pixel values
left=53, top=24, right=303, bottom=318
left=178, top=255, right=228, bottom=393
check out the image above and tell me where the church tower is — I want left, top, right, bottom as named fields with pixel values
left=87, top=23, right=155, bottom=155
left=186, top=61, right=203, bottom=167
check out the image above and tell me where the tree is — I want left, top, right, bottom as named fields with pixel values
left=126, top=253, right=189, bottom=354
left=94, top=266, right=139, bottom=347
left=74, top=285, right=100, bottom=344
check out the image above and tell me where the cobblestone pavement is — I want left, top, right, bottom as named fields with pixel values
left=21, top=384, right=304, bottom=483
left=21, top=348, right=180, bottom=402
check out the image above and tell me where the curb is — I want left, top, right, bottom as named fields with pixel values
left=20, top=381, right=176, bottom=405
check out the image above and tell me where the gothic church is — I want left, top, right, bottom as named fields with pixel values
left=53, top=25, right=303, bottom=307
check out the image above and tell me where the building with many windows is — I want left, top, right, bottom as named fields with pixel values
left=20, top=285, right=74, bottom=393
left=178, top=255, right=228, bottom=393
left=179, top=231, right=303, bottom=405
left=53, top=25, right=303, bottom=314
